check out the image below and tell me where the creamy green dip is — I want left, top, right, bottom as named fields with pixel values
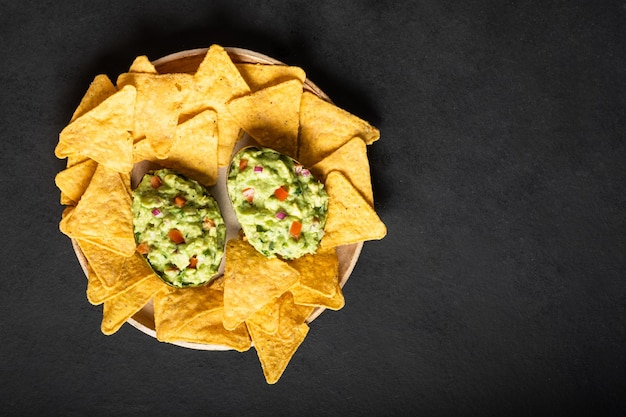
left=132, top=169, right=226, bottom=288
left=227, top=147, right=328, bottom=259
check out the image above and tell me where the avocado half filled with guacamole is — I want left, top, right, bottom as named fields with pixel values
left=227, top=147, right=328, bottom=259
left=132, top=169, right=226, bottom=288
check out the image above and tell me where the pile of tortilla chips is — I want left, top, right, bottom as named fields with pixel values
left=54, top=44, right=386, bottom=384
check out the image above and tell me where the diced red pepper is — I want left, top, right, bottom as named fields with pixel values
left=136, top=242, right=150, bottom=255
left=168, top=229, right=185, bottom=244
left=242, top=187, right=255, bottom=203
left=150, top=175, right=162, bottom=189
left=239, top=158, right=248, bottom=170
left=174, top=195, right=186, bottom=207
left=289, top=220, right=302, bottom=239
left=274, top=185, right=289, bottom=201
left=188, top=256, right=198, bottom=269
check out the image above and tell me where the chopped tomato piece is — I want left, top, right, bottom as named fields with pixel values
left=188, top=256, right=198, bottom=269
left=203, top=217, right=215, bottom=229
left=168, top=229, right=185, bottom=244
left=273, top=185, right=289, bottom=201
left=136, top=242, right=150, bottom=255
left=150, top=175, right=162, bottom=189
left=239, top=158, right=248, bottom=170
left=242, top=187, right=255, bottom=203
left=174, top=195, right=186, bottom=207
left=289, top=220, right=302, bottom=239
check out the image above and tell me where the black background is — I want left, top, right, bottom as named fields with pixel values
left=1, top=1, right=625, bottom=416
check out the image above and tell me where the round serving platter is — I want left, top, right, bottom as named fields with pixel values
left=71, top=47, right=363, bottom=350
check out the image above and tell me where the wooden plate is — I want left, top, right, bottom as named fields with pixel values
left=71, top=47, right=363, bottom=350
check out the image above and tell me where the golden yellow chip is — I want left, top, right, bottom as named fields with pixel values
left=101, top=274, right=166, bottom=335
left=290, top=281, right=345, bottom=311
left=153, top=285, right=224, bottom=341
left=297, top=91, right=380, bottom=167
left=248, top=319, right=309, bottom=384
left=128, top=55, right=158, bottom=74
left=320, top=171, right=387, bottom=248
left=246, top=297, right=281, bottom=335
left=181, top=44, right=251, bottom=166
left=168, top=309, right=252, bottom=352
left=222, top=238, right=300, bottom=330
left=133, top=109, right=219, bottom=186
left=273, top=292, right=314, bottom=342
left=55, top=158, right=98, bottom=205
left=227, top=79, right=302, bottom=158
left=288, top=249, right=339, bottom=298
left=55, top=85, right=136, bottom=173
left=117, top=72, right=188, bottom=159
left=235, top=63, right=306, bottom=92
left=85, top=255, right=155, bottom=305
left=70, top=74, right=118, bottom=123
left=311, top=137, right=374, bottom=206
left=60, top=164, right=136, bottom=257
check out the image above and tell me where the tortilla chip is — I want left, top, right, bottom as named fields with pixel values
left=70, top=74, right=118, bottom=123
left=290, top=281, right=345, bottom=311
left=311, top=137, right=374, bottom=206
left=227, top=79, right=302, bottom=158
left=55, top=158, right=98, bottom=205
left=248, top=319, right=309, bottom=384
left=117, top=73, right=188, bottom=158
left=246, top=297, right=281, bottom=335
left=55, top=85, right=136, bottom=173
left=320, top=171, right=386, bottom=248
left=101, top=274, right=166, bottom=335
left=60, top=164, right=136, bottom=257
left=235, top=63, right=306, bottom=92
left=222, top=238, right=300, bottom=330
left=129, top=55, right=158, bottom=74
left=168, top=309, right=252, bottom=352
left=181, top=45, right=251, bottom=166
left=288, top=249, right=338, bottom=298
left=297, top=91, right=380, bottom=167
left=133, top=109, right=219, bottom=186
left=153, top=285, right=224, bottom=341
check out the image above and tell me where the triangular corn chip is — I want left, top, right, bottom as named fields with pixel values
left=222, top=238, right=300, bottom=330
left=311, top=137, right=374, bottom=206
left=55, top=85, right=136, bottom=173
left=70, top=74, right=118, bottom=123
left=235, top=63, right=306, bottom=92
left=129, top=55, right=158, bottom=74
left=227, top=79, right=302, bottom=158
left=60, top=164, right=136, bottom=256
left=320, top=171, right=386, bottom=248
left=55, top=158, right=98, bottom=205
left=297, top=91, right=379, bottom=166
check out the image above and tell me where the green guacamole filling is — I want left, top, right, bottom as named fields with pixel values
left=132, top=169, right=226, bottom=288
left=227, top=147, right=328, bottom=259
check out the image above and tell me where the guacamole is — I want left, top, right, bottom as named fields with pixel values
left=132, top=169, right=226, bottom=288
left=227, top=147, right=328, bottom=259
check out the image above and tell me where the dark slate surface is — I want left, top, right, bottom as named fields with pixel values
left=1, top=1, right=624, bottom=416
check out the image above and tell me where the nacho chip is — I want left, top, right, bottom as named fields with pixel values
left=320, top=171, right=386, bottom=248
left=222, top=238, right=300, bottom=330
left=248, top=319, right=309, bottom=384
left=235, top=63, right=306, bottom=92
left=117, top=73, right=188, bottom=158
left=129, top=55, right=158, bottom=74
left=227, top=79, right=302, bottom=158
left=311, top=137, right=374, bottom=206
left=133, top=109, right=219, bottom=186
left=297, top=91, right=380, bottom=167
left=168, top=309, right=252, bottom=352
left=275, top=292, right=314, bottom=340
left=181, top=45, right=251, bottom=166
left=70, top=74, right=117, bottom=123
left=246, top=297, right=281, bottom=335
left=153, top=285, right=224, bottom=341
left=288, top=249, right=339, bottom=298
left=55, top=85, right=136, bottom=173
left=55, top=158, right=98, bottom=205
left=60, top=164, right=136, bottom=257
left=101, top=274, right=166, bottom=335
left=290, top=281, right=345, bottom=311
